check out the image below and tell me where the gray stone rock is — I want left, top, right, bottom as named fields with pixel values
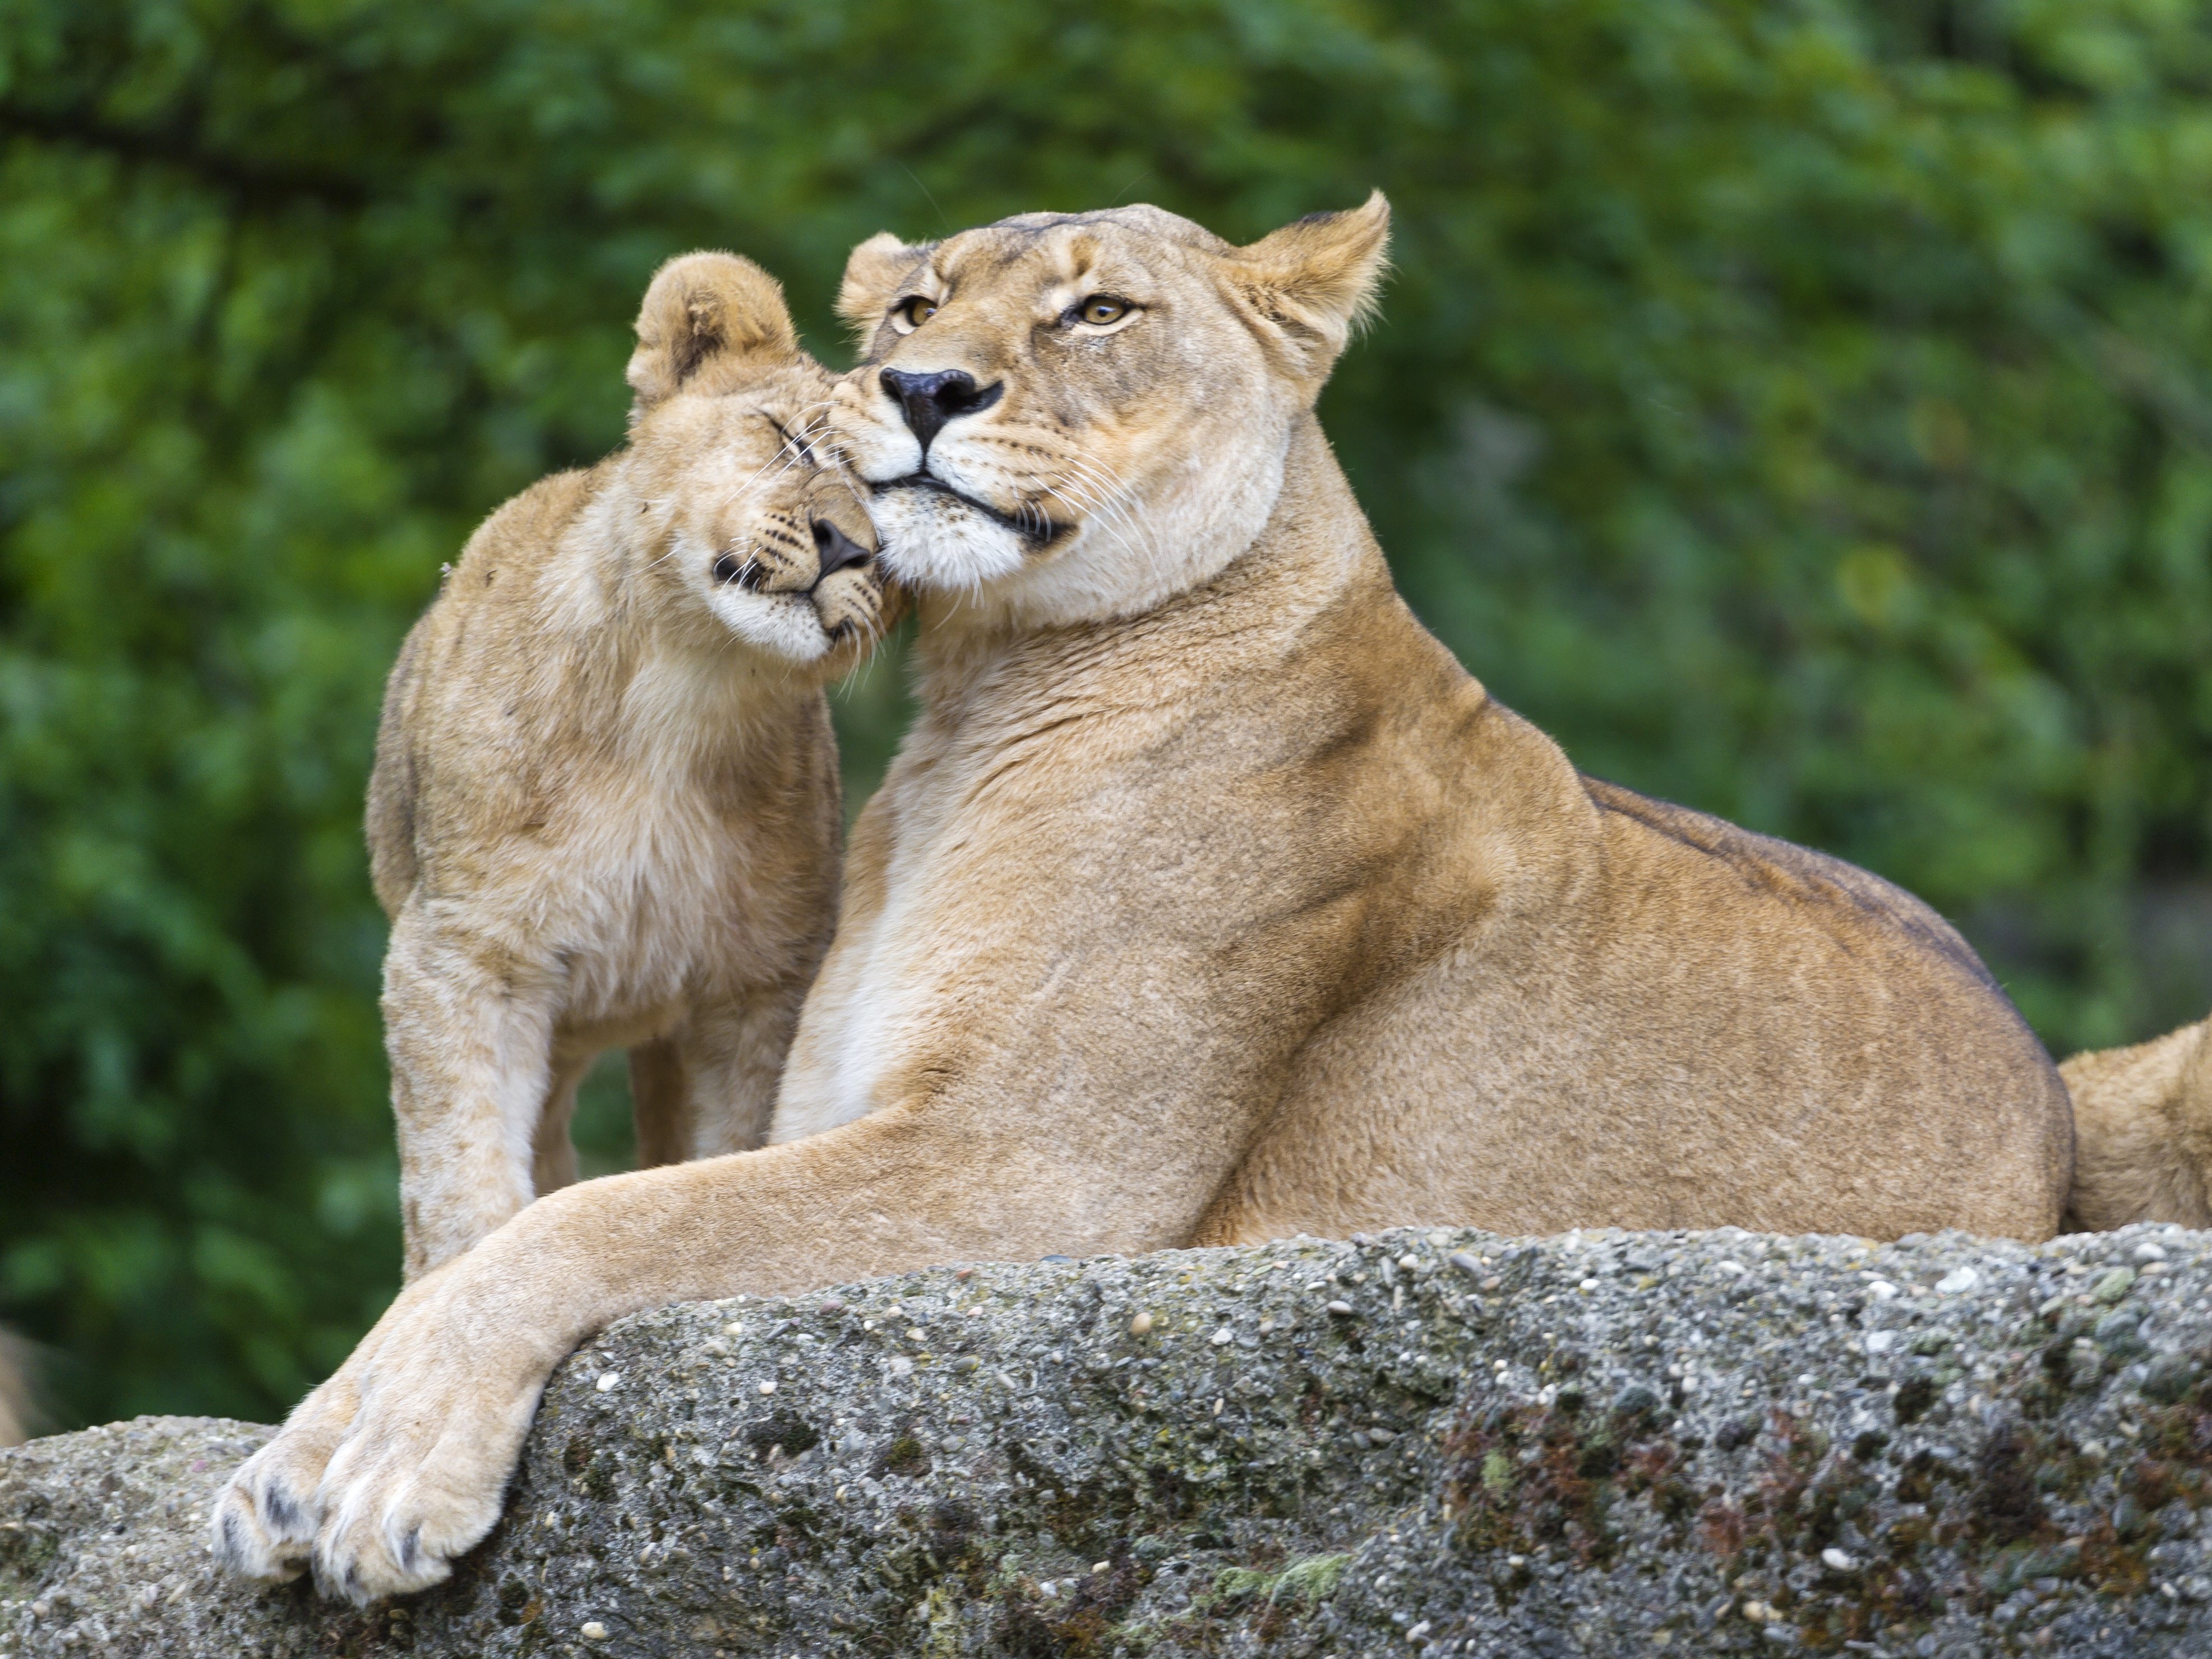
left=8, top=1224, right=2212, bottom=1656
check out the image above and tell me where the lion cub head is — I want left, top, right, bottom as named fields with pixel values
left=826, top=195, right=1388, bottom=629
left=625, top=252, right=892, bottom=669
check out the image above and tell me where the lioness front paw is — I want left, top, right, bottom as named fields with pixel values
left=303, top=1285, right=552, bottom=1603
left=209, top=1369, right=361, bottom=1582
left=308, top=1423, right=520, bottom=1603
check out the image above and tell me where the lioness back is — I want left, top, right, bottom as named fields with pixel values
left=1582, top=778, right=2003, bottom=989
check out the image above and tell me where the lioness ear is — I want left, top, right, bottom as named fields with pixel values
left=627, top=251, right=800, bottom=418
left=1225, top=191, right=1391, bottom=391
left=837, top=231, right=935, bottom=339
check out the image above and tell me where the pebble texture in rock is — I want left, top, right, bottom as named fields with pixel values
left=7, top=1225, right=2212, bottom=1656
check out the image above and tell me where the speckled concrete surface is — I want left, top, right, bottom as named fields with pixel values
left=7, top=1224, right=2212, bottom=1656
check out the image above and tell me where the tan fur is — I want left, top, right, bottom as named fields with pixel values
left=366, top=251, right=893, bottom=1279
left=213, top=198, right=2071, bottom=1603
left=2060, top=1011, right=2212, bottom=1230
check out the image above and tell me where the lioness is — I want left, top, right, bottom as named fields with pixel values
left=214, top=196, right=2070, bottom=1602
left=370, top=251, right=890, bottom=1278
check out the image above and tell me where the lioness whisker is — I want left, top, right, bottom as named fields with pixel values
left=1046, top=455, right=1165, bottom=575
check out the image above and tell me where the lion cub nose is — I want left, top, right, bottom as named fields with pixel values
left=810, top=520, right=873, bottom=583
left=879, top=367, right=1003, bottom=454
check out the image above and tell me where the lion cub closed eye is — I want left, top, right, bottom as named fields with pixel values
left=366, top=251, right=895, bottom=1280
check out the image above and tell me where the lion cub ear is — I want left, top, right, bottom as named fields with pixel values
left=627, top=251, right=801, bottom=419
left=836, top=232, right=936, bottom=340
left=1225, top=191, right=1391, bottom=393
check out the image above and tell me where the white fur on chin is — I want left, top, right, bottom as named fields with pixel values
left=867, top=431, right=1292, bottom=632
left=708, top=586, right=835, bottom=663
left=871, top=488, right=1031, bottom=594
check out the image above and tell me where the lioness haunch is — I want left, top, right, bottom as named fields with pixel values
left=217, top=197, right=2071, bottom=1602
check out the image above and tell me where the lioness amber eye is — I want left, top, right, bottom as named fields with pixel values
left=1079, top=297, right=1129, bottom=326
left=899, top=295, right=938, bottom=328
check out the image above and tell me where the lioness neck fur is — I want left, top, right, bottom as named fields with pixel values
left=212, top=199, right=2070, bottom=1604
left=368, top=252, right=889, bottom=1277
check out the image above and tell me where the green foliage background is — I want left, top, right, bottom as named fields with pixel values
left=3, top=0, right=2208, bottom=1429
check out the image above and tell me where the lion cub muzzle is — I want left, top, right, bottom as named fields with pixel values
left=805, top=516, right=883, bottom=645
left=710, top=496, right=875, bottom=596
left=688, top=447, right=894, bottom=666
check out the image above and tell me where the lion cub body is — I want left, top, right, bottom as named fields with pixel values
left=370, top=253, right=887, bottom=1278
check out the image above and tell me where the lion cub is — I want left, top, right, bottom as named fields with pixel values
left=367, top=252, right=891, bottom=1279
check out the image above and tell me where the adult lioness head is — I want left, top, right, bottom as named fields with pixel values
left=828, top=196, right=1388, bottom=627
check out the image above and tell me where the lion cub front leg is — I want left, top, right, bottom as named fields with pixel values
left=530, top=1046, right=594, bottom=1196
left=629, top=986, right=801, bottom=1166
left=382, top=907, right=561, bottom=1279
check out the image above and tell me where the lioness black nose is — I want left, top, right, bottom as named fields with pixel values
left=879, top=367, right=1002, bottom=454
left=811, top=520, right=872, bottom=580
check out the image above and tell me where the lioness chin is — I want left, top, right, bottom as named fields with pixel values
left=367, top=251, right=891, bottom=1279
left=215, top=196, right=2071, bottom=1603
